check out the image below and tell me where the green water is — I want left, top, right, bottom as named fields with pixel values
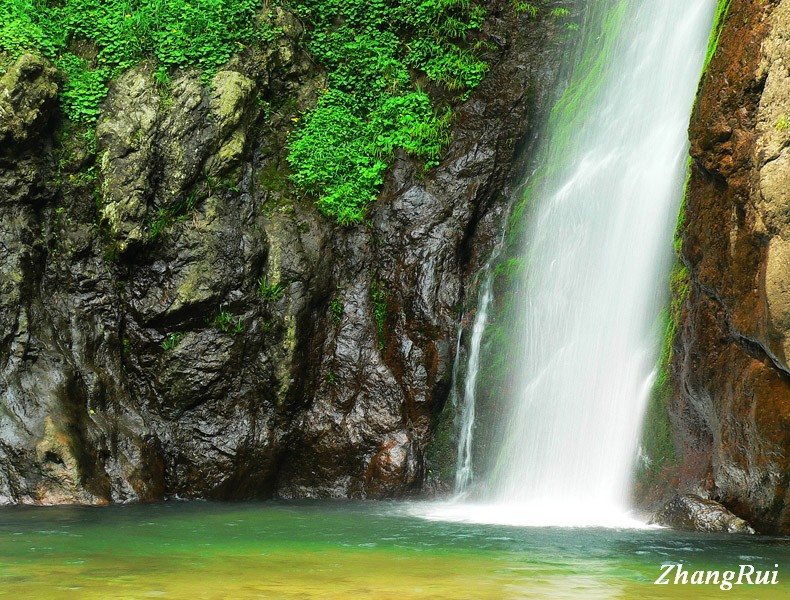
left=0, top=502, right=787, bottom=599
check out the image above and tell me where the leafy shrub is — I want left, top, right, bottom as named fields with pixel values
left=286, top=0, right=488, bottom=224
left=288, top=88, right=452, bottom=223
left=288, top=90, right=388, bottom=224
left=1, top=0, right=492, bottom=224
left=56, top=53, right=108, bottom=122
left=0, top=0, right=268, bottom=120
left=0, top=0, right=62, bottom=58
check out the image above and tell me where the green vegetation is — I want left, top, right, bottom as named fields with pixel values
left=147, top=193, right=196, bottom=239
left=161, top=332, right=183, bottom=351
left=637, top=161, right=693, bottom=489
left=705, top=0, right=731, bottom=69
left=1, top=0, right=271, bottom=121
left=637, top=264, right=687, bottom=485
left=425, top=392, right=460, bottom=484
left=55, top=53, right=109, bottom=122
left=776, top=115, right=790, bottom=132
left=329, top=296, right=344, bottom=325
left=258, top=276, right=285, bottom=301
left=286, top=0, right=488, bottom=224
left=212, top=308, right=245, bottom=334
left=512, top=2, right=538, bottom=18
left=2, top=0, right=499, bottom=226
left=370, top=282, right=387, bottom=350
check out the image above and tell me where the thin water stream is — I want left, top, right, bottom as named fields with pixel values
left=454, top=275, right=493, bottom=494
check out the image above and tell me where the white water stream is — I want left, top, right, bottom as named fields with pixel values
left=421, top=0, right=717, bottom=528
left=454, top=275, right=493, bottom=494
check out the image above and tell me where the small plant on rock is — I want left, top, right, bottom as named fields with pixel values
left=258, top=276, right=285, bottom=301
left=161, top=332, right=183, bottom=351
left=329, top=296, right=344, bottom=325
left=212, top=308, right=244, bottom=334
left=512, top=1, right=539, bottom=17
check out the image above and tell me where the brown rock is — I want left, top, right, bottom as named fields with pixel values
left=667, top=0, right=790, bottom=534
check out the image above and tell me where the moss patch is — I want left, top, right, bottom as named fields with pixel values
left=705, top=0, right=732, bottom=69
left=635, top=160, right=693, bottom=492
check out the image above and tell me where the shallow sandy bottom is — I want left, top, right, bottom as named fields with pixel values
left=0, top=501, right=787, bottom=599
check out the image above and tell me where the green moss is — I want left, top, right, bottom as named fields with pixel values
left=257, top=162, right=289, bottom=193
left=425, top=392, right=460, bottom=486
left=705, top=0, right=731, bottom=69
left=636, top=158, right=694, bottom=490
left=637, top=262, right=688, bottom=486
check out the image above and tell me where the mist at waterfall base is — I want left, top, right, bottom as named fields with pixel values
left=417, top=0, right=717, bottom=528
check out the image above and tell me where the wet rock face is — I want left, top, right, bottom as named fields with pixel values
left=0, top=54, right=58, bottom=144
left=0, top=3, right=566, bottom=504
left=670, top=0, right=790, bottom=534
left=652, top=495, right=756, bottom=534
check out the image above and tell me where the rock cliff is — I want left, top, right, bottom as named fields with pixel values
left=662, top=0, right=790, bottom=534
left=0, top=3, right=567, bottom=503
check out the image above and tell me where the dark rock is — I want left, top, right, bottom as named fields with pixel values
left=0, top=3, right=568, bottom=505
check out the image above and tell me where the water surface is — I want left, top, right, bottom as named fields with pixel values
left=1, top=502, right=787, bottom=599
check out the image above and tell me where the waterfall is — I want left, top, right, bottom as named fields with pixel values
left=454, top=275, right=493, bottom=495
left=428, top=0, right=718, bottom=527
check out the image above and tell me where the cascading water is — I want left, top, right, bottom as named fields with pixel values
left=423, top=0, right=718, bottom=527
left=454, top=275, right=493, bottom=495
